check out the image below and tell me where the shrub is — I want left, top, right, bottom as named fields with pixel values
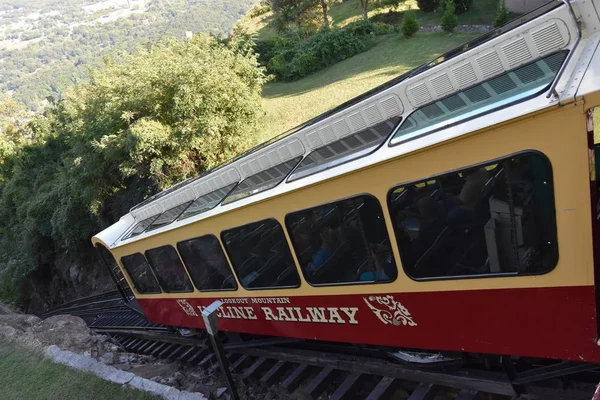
left=417, top=0, right=439, bottom=12
left=493, top=0, right=509, bottom=27
left=401, top=11, right=420, bottom=38
left=247, top=1, right=272, bottom=18
left=441, top=0, right=458, bottom=33
left=373, top=22, right=395, bottom=34
left=259, top=23, right=377, bottom=81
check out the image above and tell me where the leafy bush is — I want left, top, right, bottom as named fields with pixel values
left=417, top=0, right=439, bottom=12
left=401, top=11, right=420, bottom=38
left=247, top=1, right=272, bottom=18
left=260, top=22, right=379, bottom=81
left=373, top=22, right=395, bottom=34
left=493, top=0, right=509, bottom=27
left=441, top=0, right=458, bottom=33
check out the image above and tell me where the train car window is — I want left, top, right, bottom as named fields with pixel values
left=178, top=235, right=238, bottom=291
left=388, top=152, right=558, bottom=280
left=390, top=51, right=568, bottom=146
left=286, top=195, right=397, bottom=285
left=145, top=246, right=194, bottom=293
left=146, top=201, right=193, bottom=232
left=178, top=183, right=237, bottom=221
left=221, top=218, right=300, bottom=289
left=288, top=117, right=402, bottom=182
left=124, top=215, right=159, bottom=240
left=121, top=253, right=162, bottom=294
left=222, top=157, right=303, bottom=205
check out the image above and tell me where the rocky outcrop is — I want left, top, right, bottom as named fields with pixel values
left=31, top=315, right=93, bottom=353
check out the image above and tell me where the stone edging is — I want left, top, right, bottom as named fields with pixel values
left=46, top=345, right=207, bottom=400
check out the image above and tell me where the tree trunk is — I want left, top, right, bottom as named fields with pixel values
left=319, top=0, right=329, bottom=28
left=359, top=0, right=369, bottom=20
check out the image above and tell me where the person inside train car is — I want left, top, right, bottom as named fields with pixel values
left=444, top=168, right=489, bottom=227
left=359, top=243, right=394, bottom=282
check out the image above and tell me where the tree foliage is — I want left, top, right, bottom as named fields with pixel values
left=0, top=34, right=267, bottom=307
left=416, top=0, right=439, bottom=12
left=441, top=0, right=459, bottom=33
left=494, top=0, right=509, bottom=27
left=401, top=11, right=420, bottom=38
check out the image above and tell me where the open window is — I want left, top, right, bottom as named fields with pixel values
left=388, top=152, right=558, bottom=280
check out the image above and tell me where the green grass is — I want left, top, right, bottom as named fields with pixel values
left=0, top=341, right=159, bottom=400
left=257, top=31, right=479, bottom=142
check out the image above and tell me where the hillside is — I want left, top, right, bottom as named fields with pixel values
left=239, top=0, right=496, bottom=141
left=0, top=0, right=256, bottom=109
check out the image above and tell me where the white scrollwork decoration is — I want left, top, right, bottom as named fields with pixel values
left=176, top=299, right=198, bottom=317
left=363, top=295, right=417, bottom=327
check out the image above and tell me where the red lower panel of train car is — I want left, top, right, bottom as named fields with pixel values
left=138, top=286, right=600, bottom=363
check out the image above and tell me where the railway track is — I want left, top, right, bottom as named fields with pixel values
left=44, top=292, right=600, bottom=400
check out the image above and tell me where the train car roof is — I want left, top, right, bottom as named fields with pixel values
left=93, top=0, right=600, bottom=250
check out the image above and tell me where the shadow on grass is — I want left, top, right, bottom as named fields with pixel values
left=262, top=32, right=475, bottom=100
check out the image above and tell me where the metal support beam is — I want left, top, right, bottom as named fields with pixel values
left=202, top=300, right=240, bottom=400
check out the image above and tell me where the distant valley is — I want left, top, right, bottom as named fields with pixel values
left=0, top=0, right=256, bottom=109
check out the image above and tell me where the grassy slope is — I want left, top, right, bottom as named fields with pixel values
left=0, top=342, right=159, bottom=400
left=257, top=31, right=478, bottom=142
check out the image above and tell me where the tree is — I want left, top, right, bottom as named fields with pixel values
left=319, top=0, right=329, bottom=28
left=401, top=10, right=420, bottom=38
left=0, top=34, right=268, bottom=308
left=359, top=0, right=370, bottom=20
left=494, top=0, right=509, bottom=27
left=441, top=0, right=458, bottom=33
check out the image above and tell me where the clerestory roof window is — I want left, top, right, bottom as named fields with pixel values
left=390, top=51, right=567, bottom=146
left=178, top=183, right=238, bottom=221
left=288, top=116, right=402, bottom=182
left=222, top=157, right=303, bottom=205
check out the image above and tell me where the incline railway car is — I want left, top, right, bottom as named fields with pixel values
left=94, top=0, right=600, bottom=368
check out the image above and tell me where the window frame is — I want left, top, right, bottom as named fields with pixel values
left=222, top=157, right=304, bottom=206
left=220, top=217, right=302, bottom=291
left=286, top=117, right=403, bottom=184
left=388, top=51, right=568, bottom=148
left=144, top=245, right=195, bottom=294
left=284, top=192, right=398, bottom=287
left=176, top=234, right=239, bottom=292
left=120, top=252, right=163, bottom=295
left=386, top=149, right=559, bottom=282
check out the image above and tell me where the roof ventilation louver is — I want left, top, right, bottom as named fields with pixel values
left=348, top=111, right=367, bottom=131
left=364, top=104, right=383, bottom=125
left=453, top=63, right=478, bottom=88
left=431, top=73, right=455, bottom=97
left=409, top=83, right=433, bottom=106
left=379, top=96, right=403, bottom=119
left=477, top=51, right=504, bottom=78
left=532, top=22, right=564, bottom=55
left=502, top=37, right=532, bottom=67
